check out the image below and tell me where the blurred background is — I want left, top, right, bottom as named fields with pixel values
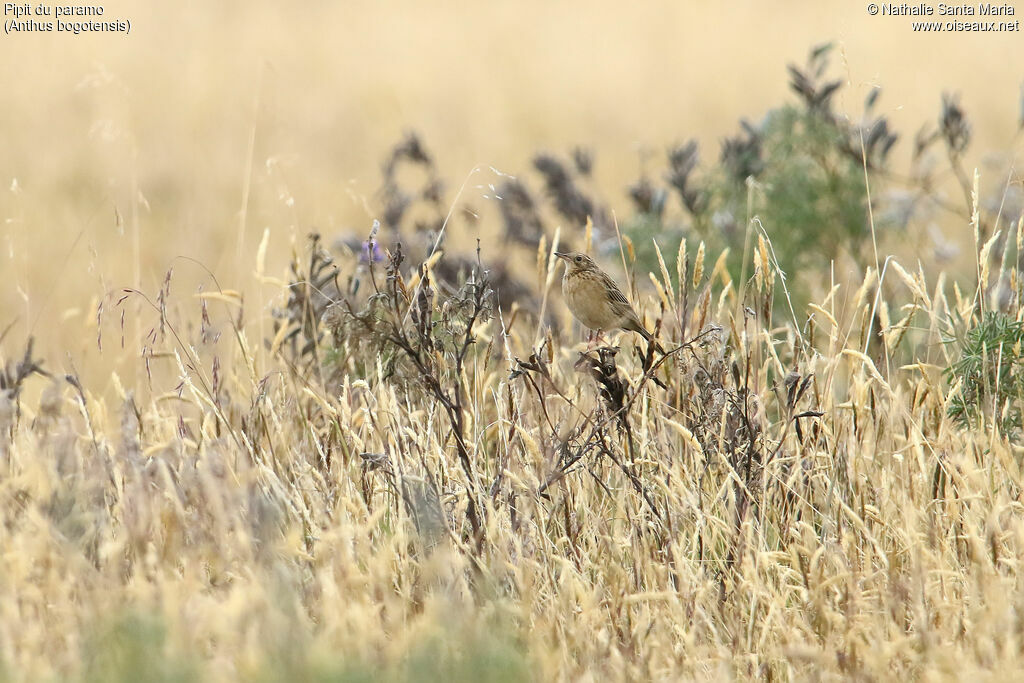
left=1, top=0, right=1021, bottom=389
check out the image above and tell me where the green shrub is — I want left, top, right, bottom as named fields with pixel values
left=947, top=310, right=1024, bottom=436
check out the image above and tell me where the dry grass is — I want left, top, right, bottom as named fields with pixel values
left=3, top=190, right=1024, bottom=680
left=3, top=3, right=1024, bottom=680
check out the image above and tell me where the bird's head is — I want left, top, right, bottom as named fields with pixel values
left=554, top=251, right=598, bottom=274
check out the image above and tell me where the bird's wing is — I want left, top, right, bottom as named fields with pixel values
left=601, top=273, right=632, bottom=306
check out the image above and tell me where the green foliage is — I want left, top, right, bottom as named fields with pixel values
left=712, top=103, right=874, bottom=274
left=947, top=311, right=1024, bottom=435
left=614, top=44, right=900, bottom=299
left=392, top=629, right=530, bottom=683
left=242, top=615, right=530, bottom=683
left=79, top=612, right=529, bottom=683
left=83, top=614, right=197, bottom=683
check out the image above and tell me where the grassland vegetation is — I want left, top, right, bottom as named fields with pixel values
left=1, top=44, right=1024, bottom=682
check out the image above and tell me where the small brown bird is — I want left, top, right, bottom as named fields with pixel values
left=555, top=251, right=661, bottom=349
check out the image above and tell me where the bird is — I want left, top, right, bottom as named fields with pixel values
left=555, top=251, right=662, bottom=350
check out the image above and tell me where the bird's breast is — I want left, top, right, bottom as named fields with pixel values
left=564, top=273, right=619, bottom=330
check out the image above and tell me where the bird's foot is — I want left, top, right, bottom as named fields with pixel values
left=586, top=330, right=611, bottom=353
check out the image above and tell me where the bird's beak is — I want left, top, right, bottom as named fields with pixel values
left=554, top=252, right=569, bottom=262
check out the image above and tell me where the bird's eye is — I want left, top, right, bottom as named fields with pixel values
left=575, top=255, right=582, bottom=263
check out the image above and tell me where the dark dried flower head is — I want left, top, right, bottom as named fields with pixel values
left=787, top=43, right=841, bottom=114
left=533, top=154, right=571, bottom=188
left=627, top=176, right=667, bottom=218
left=379, top=133, right=445, bottom=232
left=422, top=177, right=445, bottom=204
left=720, top=120, right=764, bottom=181
left=382, top=189, right=410, bottom=228
left=497, top=179, right=545, bottom=246
left=940, top=93, right=971, bottom=156
left=0, top=336, right=48, bottom=398
left=665, top=141, right=707, bottom=215
left=385, top=132, right=432, bottom=173
left=571, top=146, right=594, bottom=176
left=861, top=117, right=898, bottom=169
left=533, top=153, right=603, bottom=229
left=789, top=67, right=841, bottom=113
left=574, top=347, right=627, bottom=428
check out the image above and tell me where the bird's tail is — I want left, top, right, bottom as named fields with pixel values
left=629, top=320, right=665, bottom=354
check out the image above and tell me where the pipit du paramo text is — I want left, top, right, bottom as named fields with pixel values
left=4, top=3, right=130, bottom=34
